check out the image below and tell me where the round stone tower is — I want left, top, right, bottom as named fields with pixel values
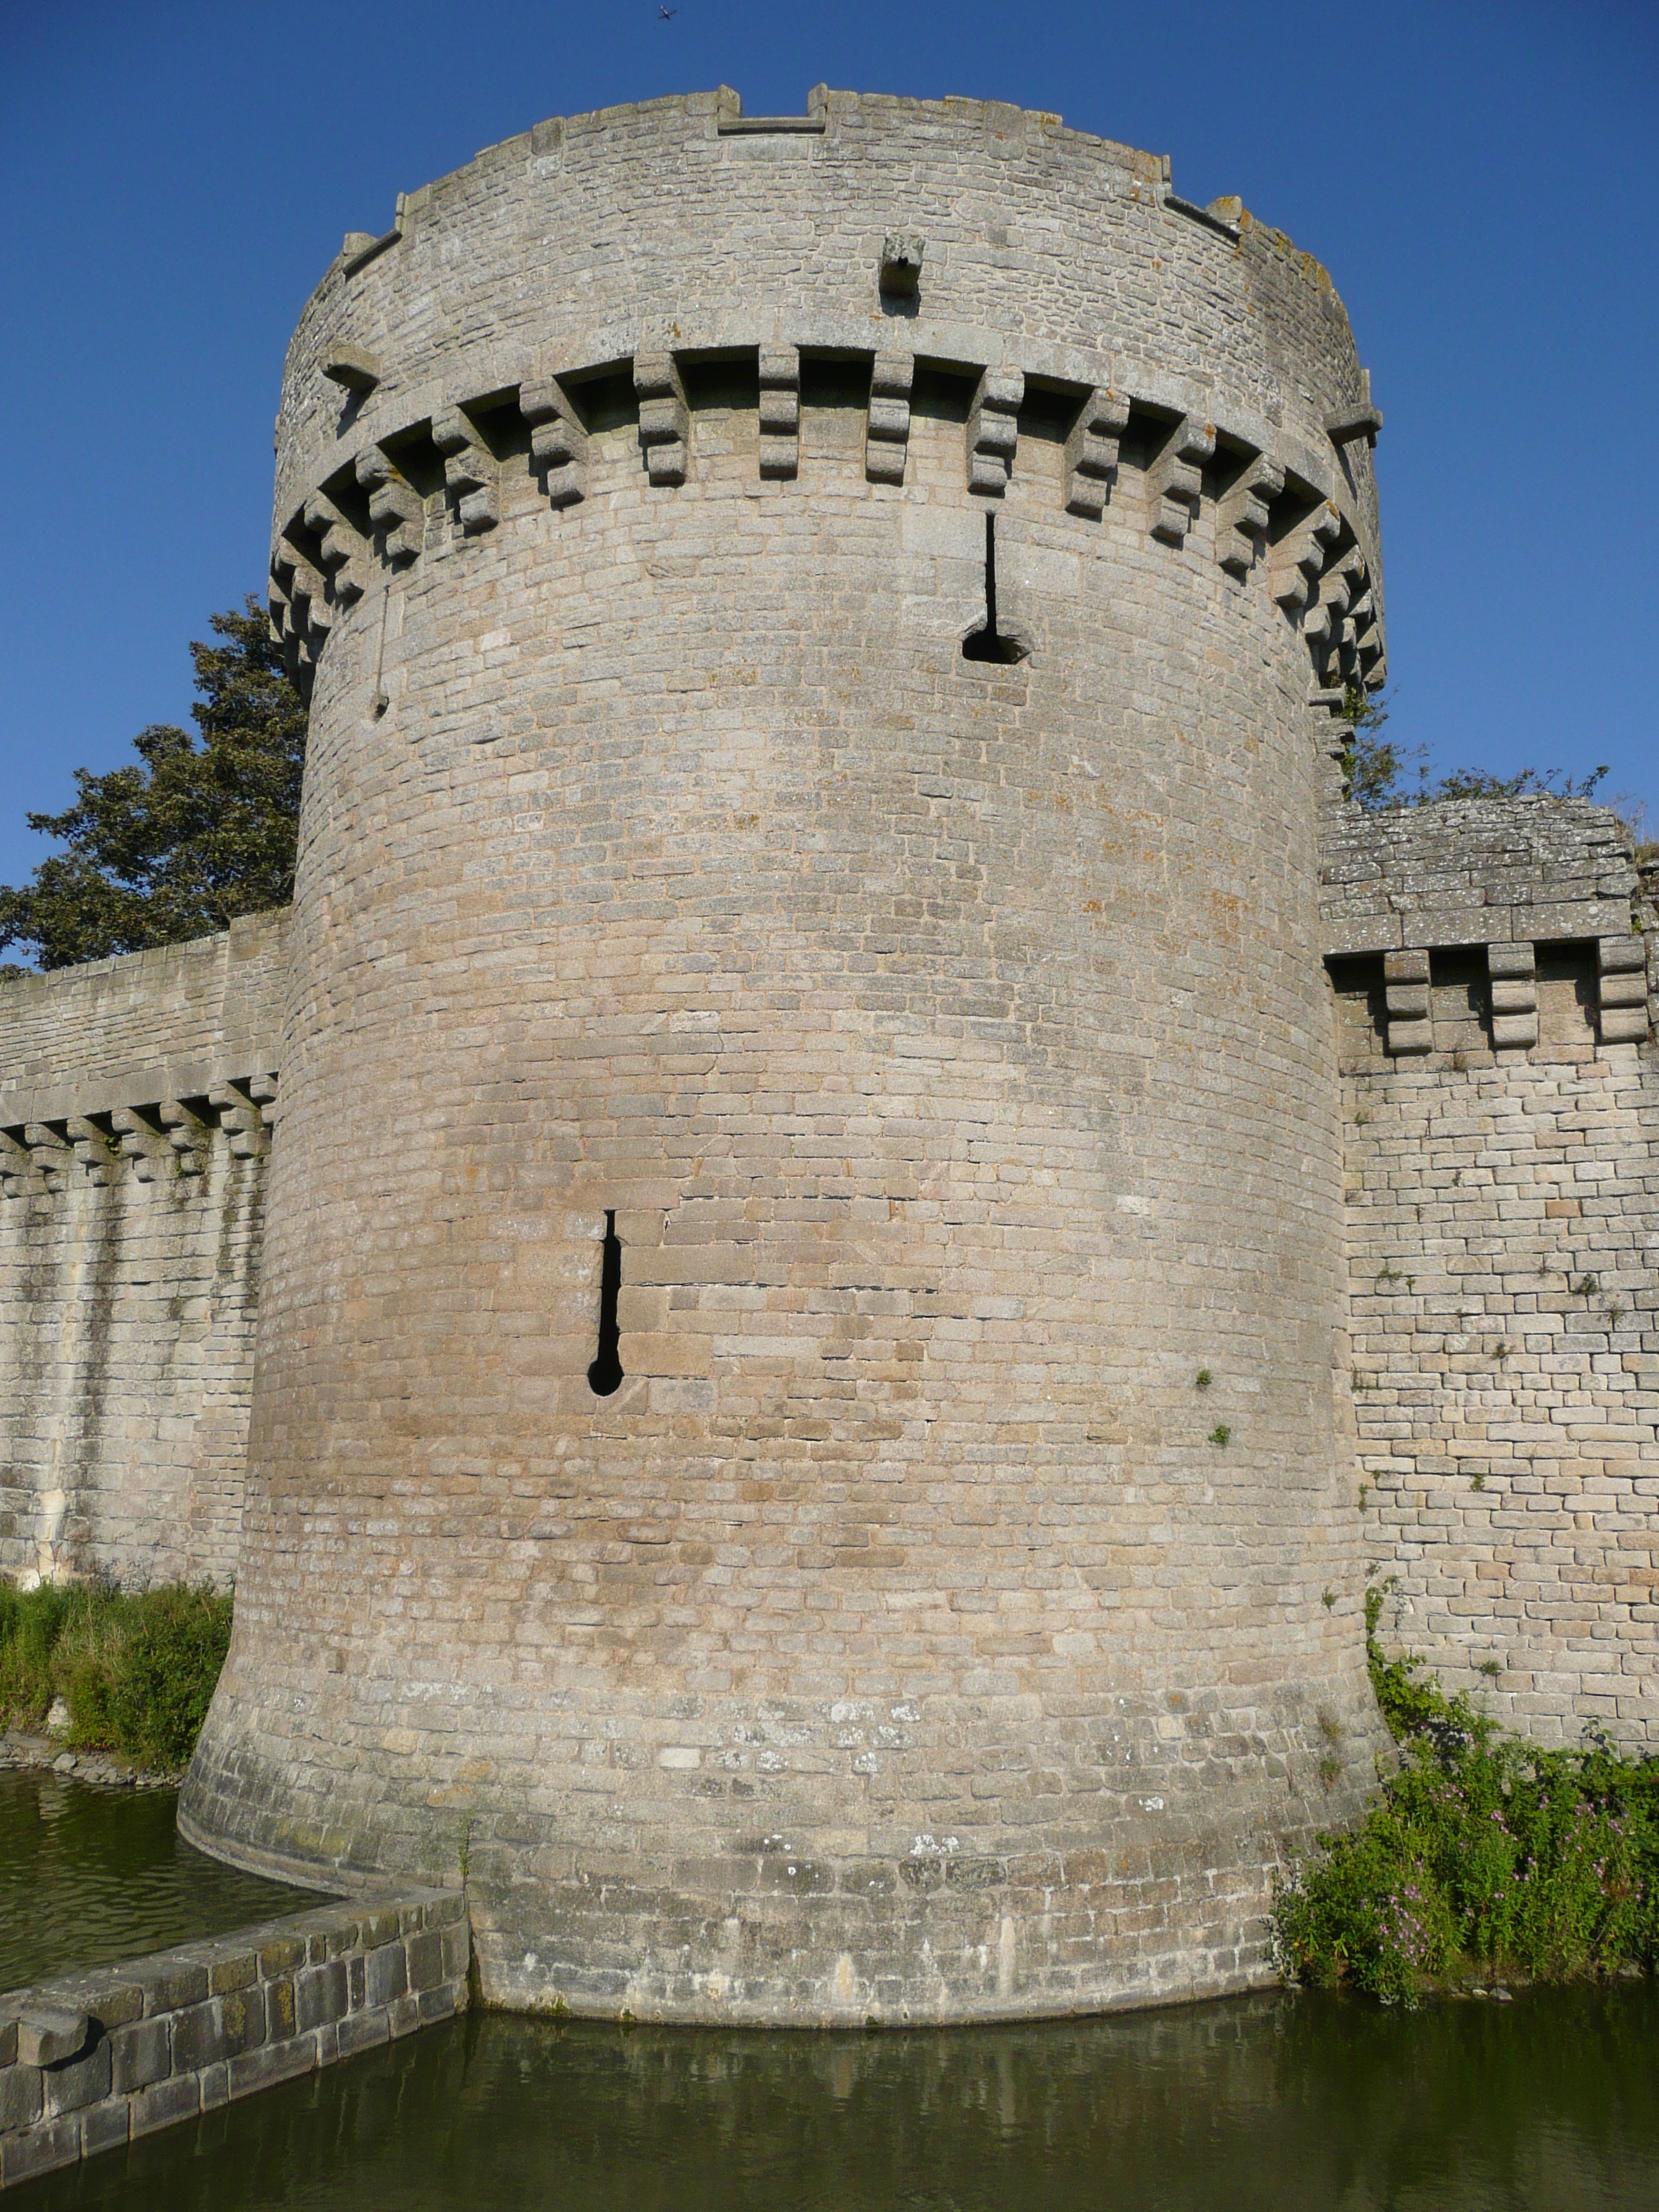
left=182, top=87, right=1392, bottom=2023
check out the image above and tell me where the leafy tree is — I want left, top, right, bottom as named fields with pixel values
left=0, top=599, right=306, bottom=974
left=1339, top=681, right=1608, bottom=813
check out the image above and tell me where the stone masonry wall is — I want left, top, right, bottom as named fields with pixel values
left=0, top=1887, right=468, bottom=2189
left=1324, top=800, right=1659, bottom=1745
left=185, top=87, right=1395, bottom=2026
left=0, top=915, right=285, bottom=1586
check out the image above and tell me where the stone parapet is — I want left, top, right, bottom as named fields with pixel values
left=1321, top=796, right=1655, bottom=1058
left=1320, top=796, right=1638, bottom=957
left=264, top=89, right=1385, bottom=711
left=0, top=1889, right=469, bottom=2189
left=0, top=911, right=287, bottom=1130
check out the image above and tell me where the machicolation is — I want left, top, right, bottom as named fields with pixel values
left=1, top=89, right=1653, bottom=2028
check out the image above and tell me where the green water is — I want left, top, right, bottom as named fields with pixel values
left=4, top=1771, right=1655, bottom=2207
left=14, top=1983, right=1659, bottom=2211
left=0, top=1767, right=316, bottom=1992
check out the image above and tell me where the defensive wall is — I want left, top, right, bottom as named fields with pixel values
left=1323, top=800, right=1659, bottom=1743
left=0, top=88, right=1652, bottom=2027
left=0, top=913, right=284, bottom=1586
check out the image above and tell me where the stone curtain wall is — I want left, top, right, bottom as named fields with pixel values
left=0, top=916, right=285, bottom=1586
left=1324, top=801, right=1659, bottom=1745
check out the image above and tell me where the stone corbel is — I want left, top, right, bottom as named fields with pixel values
left=519, top=379, right=588, bottom=508
left=966, top=367, right=1022, bottom=496
left=866, top=351, right=912, bottom=485
left=0, top=1130, right=40, bottom=1200
left=1383, top=950, right=1431, bottom=1055
left=66, top=1116, right=117, bottom=1186
left=210, top=1082, right=269, bottom=1160
left=1327, top=372, right=1382, bottom=451
left=1064, top=389, right=1130, bottom=519
left=431, top=407, right=500, bottom=534
left=634, top=352, right=690, bottom=486
left=323, top=342, right=382, bottom=395
left=271, top=541, right=331, bottom=665
left=1270, top=502, right=1342, bottom=613
left=159, top=1101, right=210, bottom=1177
left=1488, top=943, right=1538, bottom=1050
left=22, top=1123, right=73, bottom=1193
left=302, top=491, right=370, bottom=607
left=1146, top=415, right=1216, bottom=547
left=250, top=1073, right=280, bottom=1128
left=1215, top=454, right=1285, bottom=577
left=757, top=346, right=800, bottom=480
left=878, top=233, right=924, bottom=300
left=1303, top=545, right=1367, bottom=683
left=109, top=1106, right=171, bottom=1182
left=1598, top=935, right=1650, bottom=1044
left=354, top=445, right=424, bottom=565
left=292, top=565, right=332, bottom=655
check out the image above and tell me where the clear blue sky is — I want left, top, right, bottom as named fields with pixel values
left=1, top=0, right=1655, bottom=894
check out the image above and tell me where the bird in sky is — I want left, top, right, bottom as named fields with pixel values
left=659, top=6, right=676, bottom=17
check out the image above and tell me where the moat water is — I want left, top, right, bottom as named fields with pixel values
left=0, top=1768, right=314, bottom=1992
left=13, top=1985, right=1657, bottom=2211
left=6, top=1773, right=1658, bottom=2209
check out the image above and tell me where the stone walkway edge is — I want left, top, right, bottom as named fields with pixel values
left=0, top=1886, right=469, bottom=2188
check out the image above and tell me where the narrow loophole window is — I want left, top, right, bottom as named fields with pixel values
left=588, top=1210, right=624, bottom=1395
left=961, top=511, right=1028, bottom=664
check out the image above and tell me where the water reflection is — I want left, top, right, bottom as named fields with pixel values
left=0, top=1769, right=315, bottom=1992
left=20, top=1984, right=1659, bottom=2211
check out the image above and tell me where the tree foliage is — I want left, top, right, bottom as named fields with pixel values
left=1339, top=683, right=1609, bottom=813
left=0, top=599, right=306, bottom=974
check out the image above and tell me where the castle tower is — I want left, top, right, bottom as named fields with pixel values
left=182, top=89, right=1393, bottom=2023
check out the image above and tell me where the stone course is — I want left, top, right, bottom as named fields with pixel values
left=0, top=1888, right=467, bottom=2188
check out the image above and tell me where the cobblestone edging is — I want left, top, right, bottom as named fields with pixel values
left=1, top=1730, right=174, bottom=1790
left=0, top=1887, right=468, bottom=2188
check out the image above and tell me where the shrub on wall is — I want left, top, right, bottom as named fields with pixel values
left=1274, top=1591, right=1659, bottom=2003
left=0, top=1580, right=232, bottom=1771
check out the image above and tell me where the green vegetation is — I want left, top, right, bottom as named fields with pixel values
left=1274, top=1587, right=1659, bottom=2005
left=0, top=1580, right=232, bottom=1771
left=1337, top=683, right=1611, bottom=814
left=0, top=600, right=306, bottom=975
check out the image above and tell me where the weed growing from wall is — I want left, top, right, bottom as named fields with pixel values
left=1274, top=1590, right=1659, bottom=2005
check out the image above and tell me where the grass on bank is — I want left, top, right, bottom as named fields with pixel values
left=0, top=1580, right=231, bottom=1773
left=1274, top=1588, right=1659, bottom=2005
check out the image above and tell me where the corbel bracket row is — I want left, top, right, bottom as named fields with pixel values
left=271, top=348, right=1382, bottom=701
left=0, top=1076, right=278, bottom=1200
left=1381, top=942, right=1650, bottom=1058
